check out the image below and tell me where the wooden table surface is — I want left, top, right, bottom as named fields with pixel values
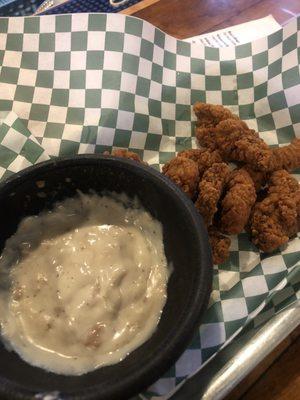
left=124, top=1, right=300, bottom=399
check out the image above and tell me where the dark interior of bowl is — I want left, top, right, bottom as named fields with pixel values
left=0, top=155, right=212, bottom=400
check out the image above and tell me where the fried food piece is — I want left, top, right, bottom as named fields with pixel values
left=194, top=102, right=239, bottom=129
left=241, top=165, right=268, bottom=192
left=208, top=227, right=231, bottom=265
left=220, top=169, right=256, bottom=234
left=178, top=148, right=223, bottom=178
left=250, top=170, right=300, bottom=252
left=195, top=163, right=230, bottom=226
left=104, top=149, right=143, bottom=163
left=270, top=138, right=300, bottom=172
left=162, top=156, right=199, bottom=198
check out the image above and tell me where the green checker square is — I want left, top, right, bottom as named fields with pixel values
left=59, top=140, right=80, bottom=157
left=24, top=17, right=40, bottom=33
left=44, top=122, right=64, bottom=138
left=29, top=104, right=49, bottom=121
left=256, top=114, right=276, bottom=132
left=113, top=130, right=131, bottom=148
left=221, top=281, right=244, bottom=300
left=151, top=63, right=163, bottom=83
left=205, top=76, right=221, bottom=91
left=176, top=104, right=190, bottom=121
left=0, top=50, right=4, bottom=65
left=81, top=126, right=98, bottom=144
left=289, top=104, right=300, bottom=124
left=176, top=41, right=190, bottom=57
left=136, top=77, right=151, bottom=97
left=159, top=151, right=175, bottom=165
left=254, top=82, right=267, bottom=101
left=20, top=139, right=44, bottom=163
left=95, top=144, right=112, bottom=154
left=240, top=263, right=263, bottom=279
left=191, top=89, right=206, bottom=104
left=39, top=33, right=55, bottom=52
left=237, top=72, right=253, bottom=89
left=145, top=133, right=161, bottom=151
left=70, top=71, right=86, bottom=89
left=246, top=294, right=267, bottom=313
left=71, top=31, right=88, bottom=51
left=14, top=85, right=35, bottom=103
left=253, top=51, right=268, bottom=70
left=202, top=345, right=222, bottom=363
left=133, top=114, right=149, bottom=133
left=88, top=14, right=107, bottom=31
left=176, top=72, right=191, bottom=89
left=203, top=302, right=223, bottom=324
left=265, top=272, right=287, bottom=291
left=222, top=90, right=238, bottom=105
left=105, top=32, right=124, bottom=52
left=162, top=119, right=175, bottom=136
left=220, top=61, right=236, bottom=75
left=140, top=39, right=153, bottom=61
left=0, top=124, right=10, bottom=141
left=11, top=118, right=31, bottom=136
left=119, top=92, right=135, bottom=112
left=149, top=99, right=161, bottom=118
left=235, top=43, right=251, bottom=59
left=176, top=137, right=192, bottom=152
left=268, top=59, right=282, bottom=79
left=277, top=125, right=295, bottom=144
left=219, top=251, right=239, bottom=271
left=0, top=100, right=13, bottom=111
left=124, top=17, right=143, bottom=36
left=100, top=109, right=118, bottom=128
left=56, top=15, right=72, bottom=32
left=238, top=103, right=255, bottom=120
left=268, top=91, right=287, bottom=112
left=283, top=33, right=297, bottom=56
left=191, top=58, right=204, bottom=74
left=0, top=144, right=17, bottom=168
left=36, top=70, right=54, bottom=88
left=6, top=33, right=23, bottom=51
left=268, top=29, right=283, bottom=48
left=282, top=66, right=300, bottom=89
left=54, top=52, right=71, bottom=70
left=122, top=53, right=139, bottom=75
left=0, top=67, right=19, bottom=84
left=162, top=85, right=176, bottom=103
left=224, top=318, right=247, bottom=338
left=102, top=71, right=121, bottom=90
left=51, top=89, right=69, bottom=107
left=66, top=108, right=85, bottom=125
left=163, top=51, right=176, bottom=70
left=1, top=170, right=13, bottom=181
left=21, top=52, right=39, bottom=70
left=85, top=89, right=101, bottom=108
left=0, top=18, right=8, bottom=33
left=154, top=28, right=165, bottom=49
left=205, top=47, right=219, bottom=61
left=86, top=51, right=104, bottom=70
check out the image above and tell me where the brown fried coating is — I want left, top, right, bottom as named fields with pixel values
left=270, top=138, right=300, bottom=172
left=104, top=149, right=143, bottom=163
left=241, top=165, right=268, bottom=192
left=178, top=148, right=223, bottom=178
left=162, top=156, right=199, bottom=198
left=220, top=169, right=256, bottom=235
left=250, top=170, right=300, bottom=252
left=195, top=162, right=230, bottom=226
left=208, top=227, right=231, bottom=265
left=193, top=102, right=239, bottom=129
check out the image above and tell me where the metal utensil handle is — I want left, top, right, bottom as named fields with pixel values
left=109, top=0, right=130, bottom=7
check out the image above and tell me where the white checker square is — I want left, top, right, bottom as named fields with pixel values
left=205, top=60, right=220, bottom=75
left=254, top=98, right=271, bottom=117
left=235, top=56, right=252, bottom=74
left=41, top=138, right=60, bottom=157
left=267, top=75, right=283, bottom=95
left=0, top=33, right=7, bottom=50
left=55, top=32, right=71, bottom=52
left=38, top=52, right=55, bottom=70
left=0, top=166, right=6, bottom=179
left=176, top=55, right=190, bottom=73
left=101, top=89, right=120, bottom=109
left=149, top=378, right=176, bottom=396
left=161, top=102, right=175, bottom=120
left=116, top=110, right=134, bottom=130
left=0, top=82, right=16, bottom=100
left=200, top=323, right=226, bottom=348
left=160, top=135, right=174, bottom=151
left=253, top=66, right=268, bottom=87
left=261, top=255, right=287, bottom=275
left=33, top=87, right=52, bottom=105
left=11, top=101, right=31, bottom=120
left=48, top=105, right=68, bottom=124
left=271, top=108, right=292, bottom=129
left=221, top=298, right=248, bottom=321
left=175, top=121, right=191, bottom=136
left=39, top=16, right=55, bottom=33
left=190, top=43, right=205, bottom=59
left=87, top=31, right=105, bottom=51
left=129, top=131, right=147, bottom=149
left=149, top=80, right=162, bottom=100
left=8, top=17, right=24, bottom=33
left=259, top=130, right=278, bottom=145
left=285, top=86, right=300, bottom=107
left=191, top=73, right=205, bottom=90
left=78, top=143, right=96, bottom=154
left=143, top=149, right=159, bottom=165
left=175, top=349, right=202, bottom=377
left=70, top=51, right=87, bottom=70
left=219, top=46, right=235, bottom=61
left=123, top=34, right=141, bottom=56
left=252, top=37, right=268, bottom=55
left=120, top=72, right=137, bottom=94
left=176, top=88, right=191, bottom=105
left=22, top=33, right=39, bottom=52
left=237, top=88, right=254, bottom=105
left=239, top=251, right=260, bottom=273
left=162, top=68, right=176, bottom=86
left=53, top=71, right=70, bottom=89
left=106, top=13, right=125, bottom=32
left=62, top=124, right=82, bottom=142
left=282, top=50, right=298, bottom=72
left=71, top=13, right=88, bottom=31
left=153, top=44, right=164, bottom=65
left=138, top=57, right=152, bottom=79
left=86, top=70, right=102, bottom=89
left=148, top=116, right=162, bottom=135
left=3, top=51, right=22, bottom=68
left=242, top=276, right=268, bottom=297
left=68, top=89, right=85, bottom=108
left=84, top=108, right=101, bottom=126
left=283, top=17, right=297, bottom=40
left=141, top=21, right=155, bottom=42
left=206, top=91, right=222, bottom=104
left=218, top=270, right=240, bottom=291
left=27, top=120, right=46, bottom=138
left=281, top=236, right=300, bottom=254
left=268, top=44, right=282, bottom=65
left=2, top=128, right=27, bottom=152
left=8, top=155, right=31, bottom=172
left=1, top=112, right=18, bottom=126
left=164, top=38, right=177, bottom=54
left=134, top=95, right=148, bottom=115
left=221, top=75, right=236, bottom=91
left=96, top=127, right=115, bottom=146
left=103, top=51, right=123, bottom=71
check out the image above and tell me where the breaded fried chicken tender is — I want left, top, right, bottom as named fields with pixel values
left=162, top=156, right=199, bottom=198
left=104, top=149, right=143, bottom=163
left=270, top=138, right=300, bottom=172
left=208, top=227, right=231, bottom=265
left=178, top=148, right=223, bottom=178
left=241, top=165, right=268, bottom=192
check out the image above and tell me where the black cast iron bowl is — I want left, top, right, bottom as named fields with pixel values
left=0, top=155, right=212, bottom=400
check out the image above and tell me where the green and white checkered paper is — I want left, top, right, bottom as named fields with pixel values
left=0, top=13, right=299, bottom=399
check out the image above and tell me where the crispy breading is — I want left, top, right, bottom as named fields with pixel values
left=241, top=165, right=268, bottom=192
left=178, top=148, right=223, bottom=178
left=208, top=227, right=231, bottom=265
left=270, top=138, right=300, bottom=172
left=104, top=149, right=143, bottom=163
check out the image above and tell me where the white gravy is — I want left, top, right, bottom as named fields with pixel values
left=0, top=193, right=169, bottom=375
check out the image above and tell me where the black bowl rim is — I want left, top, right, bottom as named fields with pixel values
left=0, top=155, right=213, bottom=400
